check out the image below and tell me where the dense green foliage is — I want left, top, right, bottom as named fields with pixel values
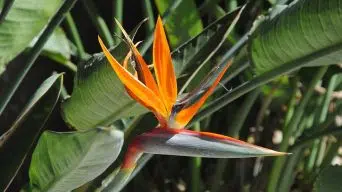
left=0, top=0, right=341, bottom=191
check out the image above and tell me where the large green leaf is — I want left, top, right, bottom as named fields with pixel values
left=0, top=74, right=63, bottom=191
left=154, top=0, right=203, bottom=48
left=61, top=43, right=147, bottom=130
left=28, top=128, right=124, bottom=192
left=314, top=166, right=342, bottom=192
left=0, top=0, right=62, bottom=75
left=249, top=0, right=342, bottom=75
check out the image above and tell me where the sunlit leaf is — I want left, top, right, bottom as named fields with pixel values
left=0, top=0, right=62, bottom=74
left=28, top=128, right=124, bottom=191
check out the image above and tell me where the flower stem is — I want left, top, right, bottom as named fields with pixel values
left=142, top=0, right=155, bottom=34
left=65, top=13, right=88, bottom=60
left=191, top=122, right=202, bottom=192
left=266, top=66, right=328, bottom=192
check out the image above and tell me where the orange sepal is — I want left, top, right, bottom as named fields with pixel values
left=98, top=36, right=167, bottom=117
left=114, top=19, right=161, bottom=99
left=153, top=16, right=177, bottom=115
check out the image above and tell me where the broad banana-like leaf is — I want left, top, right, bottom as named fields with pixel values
left=0, top=74, right=63, bottom=191
left=154, top=0, right=203, bottom=48
left=133, top=128, right=286, bottom=158
left=61, top=10, right=243, bottom=130
left=0, top=0, right=62, bottom=75
left=28, top=128, right=124, bottom=192
left=249, top=0, right=342, bottom=75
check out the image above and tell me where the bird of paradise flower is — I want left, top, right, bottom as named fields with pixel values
left=98, top=16, right=286, bottom=191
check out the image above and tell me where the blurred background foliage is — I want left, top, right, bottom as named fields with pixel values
left=0, top=0, right=341, bottom=191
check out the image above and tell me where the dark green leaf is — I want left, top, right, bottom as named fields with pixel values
left=314, top=165, right=342, bottom=192
left=28, top=128, right=124, bottom=191
left=0, top=0, right=62, bottom=74
left=154, top=0, right=203, bottom=48
left=249, top=0, right=342, bottom=75
left=172, top=7, right=243, bottom=76
left=0, top=74, right=63, bottom=191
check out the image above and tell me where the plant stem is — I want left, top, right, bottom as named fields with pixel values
left=82, top=0, right=114, bottom=47
left=191, top=122, right=202, bottom=192
left=314, top=75, right=339, bottom=167
left=0, top=0, right=15, bottom=24
left=112, top=0, right=123, bottom=44
left=65, top=13, right=87, bottom=60
left=266, top=66, right=328, bottom=192
left=289, top=103, right=342, bottom=152
left=211, top=89, right=260, bottom=192
left=0, top=0, right=78, bottom=115
left=142, top=0, right=155, bottom=33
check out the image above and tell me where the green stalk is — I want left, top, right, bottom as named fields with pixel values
left=112, top=0, right=123, bottom=44
left=0, top=0, right=78, bottom=115
left=255, top=83, right=280, bottom=129
left=191, top=122, right=202, bottom=192
left=211, top=89, right=260, bottom=192
left=305, top=96, right=324, bottom=174
left=0, top=0, right=15, bottom=24
left=314, top=75, right=339, bottom=167
left=142, top=0, right=155, bottom=33
left=318, top=136, right=342, bottom=174
left=289, top=118, right=342, bottom=152
left=277, top=84, right=309, bottom=192
left=65, top=13, right=88, bottom=60
left=82, top=0, right=114, bottom=47
left=266, top=66, right=328, bottom=192
left=278, top=148, right=304, bottom=192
